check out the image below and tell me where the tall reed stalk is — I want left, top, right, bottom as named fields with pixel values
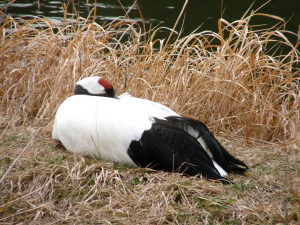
left=0, top=11, right=299, bottom=144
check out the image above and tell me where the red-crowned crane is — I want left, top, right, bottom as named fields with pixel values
left=52, top=76, right=248, bottom=183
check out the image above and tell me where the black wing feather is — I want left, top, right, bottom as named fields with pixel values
left=164, top=116, right=248, bottom=174
left=128, top=117, right=231, bottom=183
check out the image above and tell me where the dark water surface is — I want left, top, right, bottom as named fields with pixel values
left=2, top=0, right=300, bottom=45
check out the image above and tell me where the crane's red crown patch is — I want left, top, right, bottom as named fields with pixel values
left=99, top=78, right=113, bottom=90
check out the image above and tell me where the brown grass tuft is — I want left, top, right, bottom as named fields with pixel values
left=0, top=5, right=299, bottom=224
left=0, top=126, right=299, bottom=224
left=0, top=12, right=299, bottom=143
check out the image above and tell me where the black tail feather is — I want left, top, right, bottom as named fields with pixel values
left=128, top=116, right=248, bottom=184
left=164, top=116, right=249, bottom=174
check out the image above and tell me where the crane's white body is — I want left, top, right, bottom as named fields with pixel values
left=52, top=93, right=179, bottom=164
left=51, top=76, right=251, bottom=181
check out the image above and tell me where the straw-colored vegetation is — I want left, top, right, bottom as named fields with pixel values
left=0, top=2, right=299, bottom=224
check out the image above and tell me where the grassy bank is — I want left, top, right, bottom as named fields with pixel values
left=0, top=5, right=299, bottom=224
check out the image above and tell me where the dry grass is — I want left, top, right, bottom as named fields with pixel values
left=0, top=3, right=300, bottom=224
left=0, top=125, right=299, bottom=224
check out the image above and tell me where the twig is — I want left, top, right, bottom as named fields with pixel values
left=164, top=0, right=188, bottom=48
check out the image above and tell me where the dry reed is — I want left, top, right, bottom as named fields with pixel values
left=0, top=3, right=299, bottom=224
left=0, top=11, right=299, bottom=143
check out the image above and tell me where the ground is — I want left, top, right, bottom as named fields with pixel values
left=0, top=122, right=299, bottom=224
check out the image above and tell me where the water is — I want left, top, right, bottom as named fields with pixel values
left=2, top=0, right=300, bottom=45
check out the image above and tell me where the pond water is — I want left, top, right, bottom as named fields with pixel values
left=2, top=0, right=300, bottom=46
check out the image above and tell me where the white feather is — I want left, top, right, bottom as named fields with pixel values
left=212, top=161, right=228, bottom=177
left=197, top=136, right=228, bottom=177
left=52, top=93, right=178, bottom=163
